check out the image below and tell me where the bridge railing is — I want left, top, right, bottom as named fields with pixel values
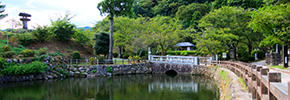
left=149, top=55, right=212, bottom=65
left=212, top=60, right=290, bottom=100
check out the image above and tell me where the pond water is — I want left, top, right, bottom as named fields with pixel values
left=0, top=74, right=219, bottom=100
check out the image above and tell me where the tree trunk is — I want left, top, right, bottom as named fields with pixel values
left=248, top=44, right=252, bottom=55
left=109, top=15, right=114, bottom=60
left=138, top=49, right=143, bottom=57
left=283, top=44, right=288, bottom=68
left=234, top=46, right=237, bottom=60
left=119, top=46, right=122, bottom=58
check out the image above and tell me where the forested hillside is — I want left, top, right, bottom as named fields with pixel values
left=93, top=0, right=289, bottom=62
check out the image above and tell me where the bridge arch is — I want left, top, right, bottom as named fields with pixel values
left=165, top=69, right=178, bottom=75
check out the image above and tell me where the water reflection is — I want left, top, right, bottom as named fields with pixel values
left=0, top=74, right=219, bottom=100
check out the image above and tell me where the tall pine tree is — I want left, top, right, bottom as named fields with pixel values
left=0, top=2, right=7, bottom=19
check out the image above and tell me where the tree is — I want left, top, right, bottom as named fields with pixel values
left=93, top=31, right=109, bottom=58
left=147, top=16, right=184, bottom=55
left=249, top=4, right=290, bottom=67
left=249, top=4, right=290, bottom=45
left=5, top=19, right=22, bottom=29
left=0, top=2, right=7, bottom=19
left=97, top=0, right=135, bottom=60
left=194, top=28, right=238, bottom=58
left=51, top=13, right=76, bottom=41
left=259, top=35, right=282, bottom=51
left=198, top=6, right=261, bottom=59
left=73, top=28, right=90, bottom=46
left=213, top=0, right=264, bottom=9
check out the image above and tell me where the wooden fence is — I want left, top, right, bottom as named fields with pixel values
left=66, top=58, right=146, bottom=66
left=212, top=61, right=289, bottom=100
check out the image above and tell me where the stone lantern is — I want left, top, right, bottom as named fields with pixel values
left=18, top=12, right=31, bottom=29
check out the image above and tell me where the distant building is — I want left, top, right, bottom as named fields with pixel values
left=173, top=42, right=195, bottom=51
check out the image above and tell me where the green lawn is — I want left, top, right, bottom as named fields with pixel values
left=268, top=65, right=288, bottom=69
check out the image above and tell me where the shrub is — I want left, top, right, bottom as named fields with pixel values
left=12, top=45, right=26, bottom=55
left=73, top=28, right=90, bottom=45
left=15, top=32, right=35, bottom=46
left=136, top=49, right=147, bottom=57
left=38, top=47, right=48, bottom=55
left=56, top=69, right=69, bottom=76
left=39, top=55, right=48, bottom=61
left=32, top=26, right=51, bottom=42
left=56, top=51, right=64, bottom=56
left=248, top=55, right=255, bottom=61
left=113, top=52, right=118, bottom=58
left=251, top=50, right=265, bottom=59
left=107, top=66, right=112, bottom=73
left=49, top=53, right=57, bottom=57
left=121, top=53, right=130, bottom=59
left=133, top=55, right=141, bottom=60
left=1, top=61, right=48, bottom=75
left=51, top=14, right=76, bottom=41
left=73, top=51, right=81, bottom=59
left=240, top=57, right=249, bottom=62
left=96, top=56, right=104, bottom=63
left=181, top=51, right=188, bottom=56
left=21, top=49, right=35, bottom=57
left=1, top=45, right=11, bottom=52
left=0, top=58, right=6, bottom=68
left=89, top=57, right=96, bottom=65
left=166, top=51, right=198, bottom=55
left=91, top=70, right=96, bottom=73
left=8, top=37, right=18, bottom=47
left=2, top=51, right=16, bottom=58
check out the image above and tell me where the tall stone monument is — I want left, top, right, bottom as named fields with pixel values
left=19, top=12, right=31, bottom=29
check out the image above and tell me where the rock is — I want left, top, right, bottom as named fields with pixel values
left=47, top=56, right=51, bottom=60
left=73, top=68, right=77, bottom=72
left=13, top=59, right=18, bottom=63
left=43, top=77, right=48, bottom=80
left=69, top=71, right=75, bottom=77
left=60, top=74, right=64, bottom=77
left=123, top=67, right=131, bottom=71
left=26, top=59, right=32, bottom=63
left=86, top=68, right=90, bottom=72
left=131, top=68, right=137, bottom=71
left=35, top=74, right=43, bottom=80
left=47, top=75, right=53, bottom=79
left=29, top=75, right=34, bottom=79
left=81, top=73, right=88, bottom=77
left=74, top=71, right=80, bottom=77
left=78, top=67, right=83, bottom=71
left=7, top=59, right=12, bottom=63
left=53, top=74, right=58, bottom=78
left=113, top=67, right=119, bottom=72
left=107, top=73, right=112, bottom=76
left=127, top=71, right=132, bottom=74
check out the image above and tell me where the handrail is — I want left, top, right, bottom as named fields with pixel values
left=149, top=55, right=213, bottom=65
left=212, top=60, right=289, bottom=100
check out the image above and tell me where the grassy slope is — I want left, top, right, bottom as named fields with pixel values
left=0, top=32, right=94, bottom=58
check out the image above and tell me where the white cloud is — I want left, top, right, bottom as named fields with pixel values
left=0, top=0, right=105, bottom=30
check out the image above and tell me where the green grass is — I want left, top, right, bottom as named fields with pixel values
left=214, top=66, right=218, bottom=71
left=220, top=70, right=228, bottom=80
left=269, top=65, right=288, bottom=69
left=0, top=40, right=27, bottom=55
left=238, top=77, right=248, bottom=90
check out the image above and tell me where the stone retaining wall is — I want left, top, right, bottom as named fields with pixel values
left=0, top=63, right=149, bottom=83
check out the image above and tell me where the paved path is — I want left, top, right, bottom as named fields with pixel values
left=251, top=60, right=290, bottom=83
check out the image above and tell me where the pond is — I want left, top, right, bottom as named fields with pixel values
left=0, top=74, right=219, bottom=100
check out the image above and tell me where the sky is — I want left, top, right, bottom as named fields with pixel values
left=0, top=0, right=106, bottom=30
